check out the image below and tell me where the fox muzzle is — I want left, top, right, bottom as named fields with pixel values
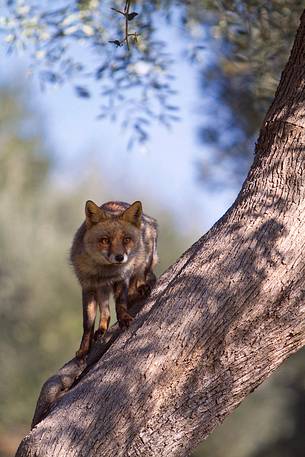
left=109, top=253, right=128, bottom=264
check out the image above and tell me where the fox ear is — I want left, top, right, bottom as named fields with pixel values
left=121, top=201, right=142, bottom=228
left=85, top=200, right=107, bottom=226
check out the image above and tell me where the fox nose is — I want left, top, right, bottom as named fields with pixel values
left=115, top=254, right=124, bottom=263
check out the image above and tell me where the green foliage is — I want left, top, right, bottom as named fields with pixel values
left=0, top=90, right=79, bottom=429
left=195, top=0, right=304, bottom=186
left=1, top=1, right=303, bottom=182
left=0, top=0, right=303, bottom=159
left=0, top=0, right=180, bottom=148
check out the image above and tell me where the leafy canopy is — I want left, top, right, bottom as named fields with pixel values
left=0, top=1, right=303, bottom=176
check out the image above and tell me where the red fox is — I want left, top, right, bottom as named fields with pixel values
left=70, top=200, right=158, bottom=359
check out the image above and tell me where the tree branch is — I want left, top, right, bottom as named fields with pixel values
left=31, top=298, right=147, bottom=429
left=15, top=9, right=305, bottom=457
left=110, top=0, right=138, bottom=49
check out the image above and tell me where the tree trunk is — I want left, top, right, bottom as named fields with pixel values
left=16, top=10, right=305, bottom=457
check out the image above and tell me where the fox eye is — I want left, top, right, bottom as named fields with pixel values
left=123, top=236, right=132, bottom=244
left=99, top=237, right=109, bottom=245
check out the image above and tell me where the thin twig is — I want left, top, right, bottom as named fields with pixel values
left=125, top=0, right=131, bottom=51
left=110, top=1, right=137, bottom=50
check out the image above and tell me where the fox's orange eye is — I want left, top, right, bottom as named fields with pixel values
left=123, top=236, right=132, bottom=244
left=99, top=237, right=109, bottom=245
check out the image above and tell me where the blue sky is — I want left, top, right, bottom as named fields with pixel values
left=0, top=17, right=239, bottom=237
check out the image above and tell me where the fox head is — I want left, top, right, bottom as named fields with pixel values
left=83, top=200, right=142, bottom=265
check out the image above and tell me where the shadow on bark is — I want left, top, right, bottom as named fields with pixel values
left=15, top=16, right=305, bottom=451
left=19, top=147, right=304, bottom=454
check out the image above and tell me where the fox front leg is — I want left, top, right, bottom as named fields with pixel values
left=137, top=270, right=157, bottom=298
left=113, top=281, right=133, bottom=329
left=76, top=290, right=97, bottom=359
left=128, top=271, right=157, bottom=306
left=94, top=286, right=111, bottom=340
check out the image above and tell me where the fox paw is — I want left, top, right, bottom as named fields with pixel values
left=94, top=328, right=107, bottom=341
left=76, top=347, right=88, bottom=360
left=137, top=283, right=151, bottom=298
left=118, top=311, right=133, bottom=329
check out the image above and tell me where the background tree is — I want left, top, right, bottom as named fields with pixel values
left=195, top=0, right=304, bottom=186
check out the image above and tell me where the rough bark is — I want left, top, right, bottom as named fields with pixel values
left=16, top=10, right=305, bottom=457
left=30, top=299, right=146, bottom=429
